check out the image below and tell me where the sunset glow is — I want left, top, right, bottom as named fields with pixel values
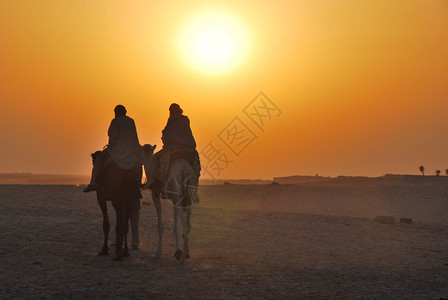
left=179, top=12, right=249, bottom=74
left=0, top=1, right=447, bottom=179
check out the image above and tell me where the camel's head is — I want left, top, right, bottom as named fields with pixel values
left=141, top=144, right=157, bottom=164
left=141, top=144, right=157, bottom=181
left=141, top=144, right=157, bottom=160
left=91, top=150, right=103, bottom=166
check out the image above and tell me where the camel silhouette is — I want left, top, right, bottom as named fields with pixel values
left=91, top=149, right=144, bottom=261
left=143, top=147, right=199, bottom=264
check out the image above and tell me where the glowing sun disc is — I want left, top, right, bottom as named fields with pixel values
left=179, top=12, right=249, bottom=74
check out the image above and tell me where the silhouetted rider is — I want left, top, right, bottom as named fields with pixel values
left=83, top=105, right=142, bottom=192
left=162, top=103, right=196, bottom=150
left=144, top=103, right=200, bottom=190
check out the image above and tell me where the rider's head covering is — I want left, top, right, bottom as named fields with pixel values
left=169, top=103, right=183, bottom=115
left=114, top=105, right=127, bottom=117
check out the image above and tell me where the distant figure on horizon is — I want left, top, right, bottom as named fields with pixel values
left=144, top=103, right=200, bottom=191
left=419, top=165, right=425, bottom=176
left=83, top=105, right=142, bottom=192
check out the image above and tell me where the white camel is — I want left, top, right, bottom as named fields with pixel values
left=141, top=145, right=199, bottom=264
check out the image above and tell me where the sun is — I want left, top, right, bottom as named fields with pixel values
left=179, top=12, right=249, bottom=74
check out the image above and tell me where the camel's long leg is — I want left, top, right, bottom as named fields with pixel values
left=179, top=171, right=194, bottom=264
left=114, top=203, right=124, bottom=260
left=130, top=204, right=140, bottom=249
left=123, top=198, right=132, bottom=258
left=186, top=206, right=192, bottom=237
left=151, top=191, right=164, bottom=258
left=177, top=206, right=190, bottom=264
left=113, top=198, right=127, bottom=261
left=97, top=196, right=110, bottom=255
left=123, top=231, right=129, bottom=257
left=185, top=206, right=192, bottom=257
left=173, top=205, right=181, bottom=252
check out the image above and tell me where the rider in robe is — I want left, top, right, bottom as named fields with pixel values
left=83, top=104, right=142, bottom=192
left=144, top=103, right=200, bottom=191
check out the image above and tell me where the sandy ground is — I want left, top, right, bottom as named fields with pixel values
left=1, top=182, right=448, bottom=298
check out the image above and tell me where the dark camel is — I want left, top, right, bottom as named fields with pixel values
left=91, top=150, right=142, bottom=261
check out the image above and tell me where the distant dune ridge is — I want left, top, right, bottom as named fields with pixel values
left=273, top=174, right=448, bottom=185
left=2, top=172, right=448, bottom=185
left=0, top=173, right=89, bottom=185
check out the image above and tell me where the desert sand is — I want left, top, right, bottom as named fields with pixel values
left=1, top=178, right=448, bottom=298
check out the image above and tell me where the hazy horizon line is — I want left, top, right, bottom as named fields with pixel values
left=0, top=171, right=441, bottom=180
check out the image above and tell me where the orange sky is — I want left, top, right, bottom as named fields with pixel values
left=1, top=0, right=447, bottom=179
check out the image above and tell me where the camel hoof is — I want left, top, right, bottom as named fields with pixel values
left=114, top=256, right=123, bottom=262
left=97, top=250, right=109, bottom=256
left=153, top=251, right=162, bottom=259
left=132, top=246, right=139, bottom=250
left=123, top=248, right=130, bottom=257
left=186, top=254, right=191, bottom=259
left=175, top=250, right=182, bottom=261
